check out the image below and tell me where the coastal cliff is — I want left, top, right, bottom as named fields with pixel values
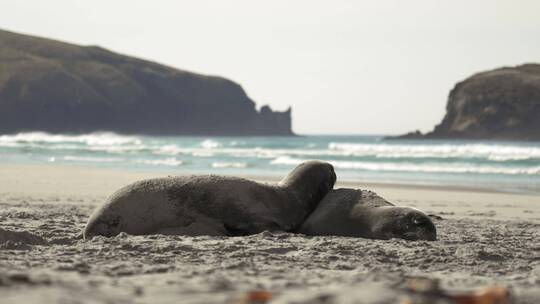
left=396, top=64, right=540, bottom=141
left=0, top=29, right=293, bottom=135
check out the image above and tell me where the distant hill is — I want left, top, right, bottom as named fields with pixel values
left=395, top=64, right=540, bottom=141
left=0, top=29, right=293, bottom=135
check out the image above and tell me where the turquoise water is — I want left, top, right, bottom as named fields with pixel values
left=1, top=132, right=539, bottom=193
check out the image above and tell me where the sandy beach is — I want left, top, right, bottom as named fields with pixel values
left=1, top=163, right=539, bottom=303
left=3, top=2, right=540, bottom=303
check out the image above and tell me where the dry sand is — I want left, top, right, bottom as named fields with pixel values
left=0, top=163, right=539, bottom=303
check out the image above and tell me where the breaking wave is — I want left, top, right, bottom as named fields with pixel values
left=135, top=157, right=184, bottom=167
left=1, top=132, right=539, bottom=191
left=270, top=156, right=540, bottom=175
left=0, top=132, right=141, bottom=146
left=63, top=156, right=125, bottom=163
left=328, top=142, right=540, bottom=161
left=211, top=162, right=249, bottom=169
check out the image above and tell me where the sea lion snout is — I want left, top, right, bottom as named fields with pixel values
left=380, top=208, right=437, bottom=241
left=84, top=213, right=124, bottom=239
left=314, top=162, right=337, bottom=199
left=412, top=214, right=437, bottom=241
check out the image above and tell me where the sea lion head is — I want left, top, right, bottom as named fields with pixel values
left=83, top=179, right=166, bottom=239
left=279, top=160, right=336, bottom=209
left=83, top=208, right=125, bottom=239
left=371, top=207, right=437, bottom=241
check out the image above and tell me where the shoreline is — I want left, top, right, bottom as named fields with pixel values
left=1, top=162, right=536, bottom=196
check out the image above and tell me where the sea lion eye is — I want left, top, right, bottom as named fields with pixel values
left=413, top=216, right=432, bottom=228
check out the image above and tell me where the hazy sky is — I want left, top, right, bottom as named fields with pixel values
left=2, top=1, right=540, bottom=134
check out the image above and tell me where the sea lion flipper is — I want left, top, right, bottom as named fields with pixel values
left=156, top=216, right=228, bottom=236
left=224, top=220, right=282, bottom=236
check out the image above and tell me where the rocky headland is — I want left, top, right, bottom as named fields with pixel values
left=396, top=64, right=540, bottom=141
left=0, top=29, right=293, bottom=135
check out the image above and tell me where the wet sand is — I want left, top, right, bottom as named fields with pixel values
left=1, top=163, right=539, bottom=303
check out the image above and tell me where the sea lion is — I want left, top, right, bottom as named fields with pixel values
left=83, top=161, right=336, bottom=239
left=297, top=189, right=437, bottom=241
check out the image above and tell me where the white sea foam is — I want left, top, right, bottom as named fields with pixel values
left=211, top=162, right=249, bottom=169
left=328, top=142, right=540, bottom=160
left=270, top=156, right=540, bottom=175
left=182, top=143, right=540, bottom=162
left=5, top=143, right=148, bottom=154
left=153, top=144, right=539, bottom=163
left=86, top=145, right=148, bottom=153
left=155, top=145, right=215, bottom=157
left=200, top=139, right=221, bottom=149
left=487, top=155, right=533, bottom=161
left=0, top=132, right=141, bottom=146
left=155, top=146, right=277, bottom=158
left=222, top=147, right=342, bottom=159
left=192, top=151, right=215, bottom=157
left=270, top=156, right=305, bottom=166
left=229, top=141, right=246, bottom=146
left=135, top=157, right=183, bottom=166
left=63, top=156, right=124, bottom=162
left=155, top=145, right=186, bottom=155
left=0, top=142, right=21, bottom=148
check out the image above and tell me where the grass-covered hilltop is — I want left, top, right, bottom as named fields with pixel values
left=0, top=29, right=293, bottom=135
left=397, top=64, right=540, bottom=141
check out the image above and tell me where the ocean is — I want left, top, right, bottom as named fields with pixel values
left=1, top=132, right=539, bottom=194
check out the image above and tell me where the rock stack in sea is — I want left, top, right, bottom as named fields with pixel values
left=396, top=64, right=540, bottom=141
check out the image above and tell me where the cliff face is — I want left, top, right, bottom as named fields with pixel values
left=397, top=64, right=540, bottom=141
left=0, top=29, right=293, bottom=135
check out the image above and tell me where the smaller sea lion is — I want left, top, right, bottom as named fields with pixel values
left=297, top=188, right=437, bottom=241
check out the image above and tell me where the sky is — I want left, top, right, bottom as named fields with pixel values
left=1, top=1, right=540, bottom=135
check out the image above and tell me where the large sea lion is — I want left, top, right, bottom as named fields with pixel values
left=297, top=189, right=437, bottom=241
left=83, top=161, right=336, bottom=239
